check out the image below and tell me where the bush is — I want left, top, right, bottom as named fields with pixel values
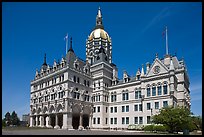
left=153, top=125, right=166, bottom=132
left=144, top=124, right=167, bottom=132
left=144, top=125, right=154, bottom=132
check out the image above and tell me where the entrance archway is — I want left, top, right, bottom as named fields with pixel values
left=50, top=114, right=55, bottom=128
left=82, top=114, right=89, bottom=128
left=72, top=114, right=80, bottom=129
left=58, top=113, right=63, bottom=128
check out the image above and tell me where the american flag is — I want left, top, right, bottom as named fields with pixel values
left=64, top=33, right=68, bottom=40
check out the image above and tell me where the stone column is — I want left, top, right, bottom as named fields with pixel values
left=78, top=112, right=83, bottom=130
left=54, top=114, right=60, bottom=129
left=62, top=113, right=68, bottom=129
left=46, top=115, right=52, bottom=128
left=40, top=115, right=44, bottom=127
left=89, top=114, right=93, bottom=129
left=67, top=112, right=73, bottom=130
left=36, top=116, right=39, bottom=126
left=29, top=116, right=33, bottom=127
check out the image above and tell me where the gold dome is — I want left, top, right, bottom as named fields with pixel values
left=88, top=28, right=111, bottom=42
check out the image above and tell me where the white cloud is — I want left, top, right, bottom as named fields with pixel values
left=141, top=7, right=171, bottom=34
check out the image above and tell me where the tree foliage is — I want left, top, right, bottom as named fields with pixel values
left=152, top=106, right=192, bottom=133
left=3, top=111, right=20, bottom=126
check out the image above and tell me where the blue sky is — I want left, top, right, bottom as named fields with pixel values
left=2, top=2, right=202, bottom=120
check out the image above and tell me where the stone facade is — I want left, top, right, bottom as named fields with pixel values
left=30, top=8, right=190, bottom=130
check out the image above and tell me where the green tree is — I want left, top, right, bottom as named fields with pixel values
left=5, top=112, right=11, bottom=126
left=2, top=119, right=6, bottom=127
left=11, top=111, right=20, bottom=126
left=152, top=106, right=191, bottom=133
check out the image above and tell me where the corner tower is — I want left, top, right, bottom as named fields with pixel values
left=86, top=7, right=112, bottom=65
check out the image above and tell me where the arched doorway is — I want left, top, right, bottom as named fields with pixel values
left=50, top=114, right=55, bottom=128
left=82, top=114, right=89, bottom=128
left=58, top=114, right=63, bottom=128
left=72, top=114, right=80, bottom=129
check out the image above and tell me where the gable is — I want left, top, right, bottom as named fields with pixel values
left=146, top=58, right=169, bottom=77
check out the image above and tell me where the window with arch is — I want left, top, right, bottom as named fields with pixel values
left=152, top=84, right=156, bottom=96
left=73, top=76, right=76, bottom=82
left=163, top=82, right=168, bottom=95
left=147, top=85, right=151, bottom=97
left=157, top=83, right=162, bottom=95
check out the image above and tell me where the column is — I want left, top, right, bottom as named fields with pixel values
left=67, top=112, right=73, bottom=130
left=29, top=116, right=33, bottom=127
left=35, top=116, right=38, bottom=127
left=78, top=112, right=83, bottom=130
left=62, top=113, right=67, bottom=129
left=46, top=115, right=52, bottom=128
left=40, top=115, right=44, bottom=127
left=54, top=114, right=60, bottom=129
left=89, top=114, right=93, bottom=129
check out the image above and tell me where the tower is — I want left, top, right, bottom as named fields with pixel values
left=86, top=7, right=112, bottom=65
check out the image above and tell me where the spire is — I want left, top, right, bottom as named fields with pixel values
left=98, top=6, right=102, bottom=17
left=95, top=7, right=104, bottom=29
left=141, top=64, right=145, bottom=76
left=42, top=53, right=47, bottom=66
left=68, top=37, right=74, bottom=53
left=170, top=58, right=175, bottom=70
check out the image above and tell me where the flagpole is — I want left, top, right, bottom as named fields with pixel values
left=65, top=33, right=68, bottom=54
left=166, top=26, right=168, bottom=55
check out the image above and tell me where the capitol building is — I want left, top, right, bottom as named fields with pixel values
left=29, top=8, right=190, bottom=130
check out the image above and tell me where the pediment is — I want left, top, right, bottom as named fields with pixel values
left=146, top=58, right=168, bottom=77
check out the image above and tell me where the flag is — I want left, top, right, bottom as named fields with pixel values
left=64, top=33, right=68, bottom=41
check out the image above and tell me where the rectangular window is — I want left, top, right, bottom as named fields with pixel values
left=139, top=117, right=143, bottom=124
left=138, top=91, right=142, bottom=98
left=134, top=117, right=138, bottom=124
left=111, top=118, right=113, bottom=124
left=122, top=92, right=129, bottom=100
left=106, top=107, right=108, bottom=113
left=93, top=118, right=96, bottom=124
left=147, top=88, right=151, bottom=97
left=163, top=85, right=168, bottom=95
left=122, top=117, right=125, bottom=124
left=157, top=86, right=162, bottom=95
left=114, top=118, right=117, bottom=124
left=163, top=101, right=168, bottom=107
left=134, top=104, right=138, bottom=111
left=126, top=105, right=129, bottom=112
left=114, top=107, right=117, bottom=113
left=111, top=95, right=114, bottom=102
left=97, top=118, right=100, bottom=124
left=147, top=116, right=151, bottom=124
left=126, top=117, right=129, bottom=124
left=93, top=107, right=96, bottom=113
left=139, top=104, right=143, bottom=111
left=110, top=107, right=113, bottom=113
left=122, top=106, right=125, bottom=112
left=152, top=87, right=156, bottom=96
left=155, top=102, right=159, bottom=109
left=135, top=91, right=139, bottom=99
left=98, top=106, right=100, bottom=112
left=147, top=103, right=151, bottom=110
left=106, top=118, right=108, bottom=124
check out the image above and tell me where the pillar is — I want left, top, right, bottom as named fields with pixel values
left=67, top=112, right=73, bottom=129
left=62, top=113, right=68, bottom=129
left=78, top=112, right=83, bottom=130
left=35, top=116, right=38, bottom=127
left=54, top=114, right=60, bottom=129
left=40, top=115, right=44, bottom=127
left=89, top=114, right=93, bottom=128
left=29, top=116, right=33, bottom=127
left=46, top=115, right=52, bottom=128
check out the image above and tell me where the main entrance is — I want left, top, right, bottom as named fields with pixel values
left=72, top=114, right=80, bottom=129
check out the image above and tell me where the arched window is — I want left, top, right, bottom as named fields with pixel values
left=152, top=84, right=156, bottom=96
left=157, top=83, right=162, bottom=95
left=73, top=76, right=76, bottom=82
left=147, top=85, right=151, bottom=97
left=163, top=82, right=168, bottom=95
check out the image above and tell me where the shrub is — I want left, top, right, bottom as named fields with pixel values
left=153, top=125, right=166, bottom=132
left=144, top=125, right=154, bottom=132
